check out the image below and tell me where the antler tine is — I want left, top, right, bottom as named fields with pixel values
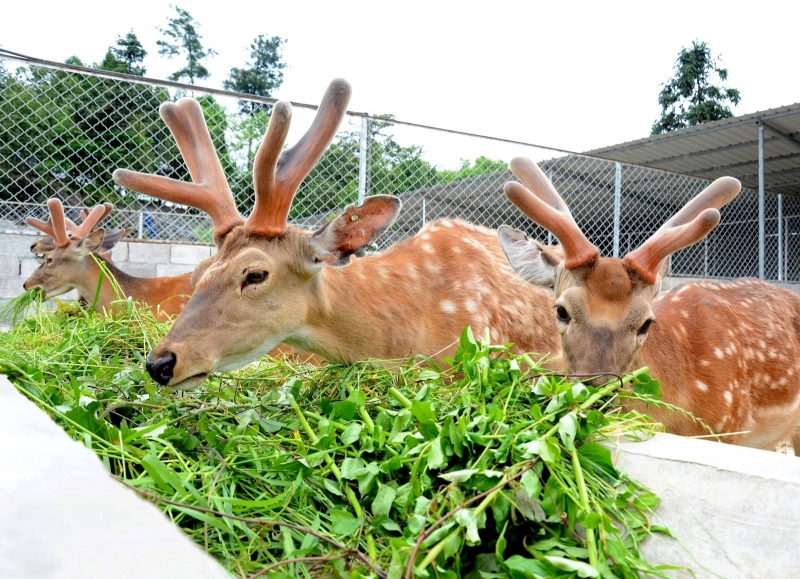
left=246, top=78, right=352, bottom=237
left=66, top=202, right=115, bottom=238
left=113, top=98, right=244, bottom=243
left=505, top=157, right=599, bottom=269
left=25, top=199, right=70, bottom=247
left=623, top=177, right=741, bottom=284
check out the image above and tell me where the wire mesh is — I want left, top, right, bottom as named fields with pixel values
left=0, top=54, right=795, bottom=281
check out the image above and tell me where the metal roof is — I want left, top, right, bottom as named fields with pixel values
left=584, top=103, right=800, bottom=196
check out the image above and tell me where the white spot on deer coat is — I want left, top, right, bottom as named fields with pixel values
left=724, top=391, right=733, bottom=404
left=440, top=300, right=456, bottom=314
left=714, top=348, right=724, bottom=359
left=695, top=380, right=709, bottom=392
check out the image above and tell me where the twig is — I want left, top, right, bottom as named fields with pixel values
left=248, top=554, right=347, bottom=578
left=99, top=400, right=164, bottom=420
left=114, top=478, right=386, bottom=579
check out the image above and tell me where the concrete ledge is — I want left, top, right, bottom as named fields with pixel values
left=0, top=374, right=229, bottom=579
left=612, top=434, right=800, bottom=578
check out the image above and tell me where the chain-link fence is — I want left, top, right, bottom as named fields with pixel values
left=1, top=53, right=797, bottom=281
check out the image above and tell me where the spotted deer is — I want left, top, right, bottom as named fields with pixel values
left=498, top=157, right=800, bottom=451
left=112, top=79, right=561, bottom=389
left=24, top=198, right=193, bottom=321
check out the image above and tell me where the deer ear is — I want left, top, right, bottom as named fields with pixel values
left=74, top=229, right=106, bottom=256
left=498, top=225, right=562, bottom=290
left=100, top=228, right=129, bottom=252
left=307, top=195, right=401, bottom=268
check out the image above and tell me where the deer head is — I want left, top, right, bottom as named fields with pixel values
left=24, top=199, right=126, bottom=299
left=498, top=157, right=741, bottom=382
left=113, top=79, right=402, bottom=388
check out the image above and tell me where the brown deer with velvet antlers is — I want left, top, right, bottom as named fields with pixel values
left=498, top=157, right=800, bottom=451
left=24, top=198, right=193, bottom=320
left=112, top=79, right=561, bottom=389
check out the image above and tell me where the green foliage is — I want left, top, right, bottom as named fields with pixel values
left=97, top=31, right=148, bottom=76
left=0, top=61, right=171, bottom=205
left=0, top=305, right=676, bottom=578
left=157, top=5, right=216, bottom=85
left=652, top=40, right=742, bottom=135
left=436, top=157, right=508, bottom=183
left=223, top=34, right=286, bottom=116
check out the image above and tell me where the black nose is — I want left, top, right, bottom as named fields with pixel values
left=146, top=352, right=176, bottom=386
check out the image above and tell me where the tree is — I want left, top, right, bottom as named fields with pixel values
left=224, top=35, right=286, bottom=115
left=157, top=6, right=216, bottom=85
left=98, top=31, right=147, bottom=76
left=651, top=41, right=741, bottom=135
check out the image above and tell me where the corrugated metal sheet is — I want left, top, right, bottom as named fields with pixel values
left=585, top=104, right=800, bottom=196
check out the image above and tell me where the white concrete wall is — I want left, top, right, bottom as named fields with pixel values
left=0, top=231, right=214, bottom=306
left=0, top=374, right=229, bottom=579
left=613, top=434, right=800, bottom=578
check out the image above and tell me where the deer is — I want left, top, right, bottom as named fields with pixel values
left=497, top=156, right=800, bottom=452
left=111, top=79, right=563, bottom=389
left=24, top=198, right=193, bottom=321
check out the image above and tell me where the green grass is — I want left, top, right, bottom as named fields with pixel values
left=0, top=298, right=679, bottom=579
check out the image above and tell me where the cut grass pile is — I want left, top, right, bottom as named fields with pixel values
left=0, top=296, right=676, bottom=579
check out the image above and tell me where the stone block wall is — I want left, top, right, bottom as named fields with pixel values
left=0, top=232, right=214, bottom=306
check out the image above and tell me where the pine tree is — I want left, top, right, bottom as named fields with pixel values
left=98, top=31, right=147, bottom=76
left=223, top=34, right=286, bottom=115
left=651, top=41, right=741, bottom=135
left=156, top=5, right=216, bottom=85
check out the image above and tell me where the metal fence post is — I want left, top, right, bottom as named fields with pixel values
left=613, top=162, right=622, bottom=258
left=422, top=197, right=427, bottom=227
left=138, top=212, right=144, bottom=239
left=778, top=194, right=784, bottom=281
left=758, top=124, right=765, bottom=280
left=357, top=116, right=370, bottom=207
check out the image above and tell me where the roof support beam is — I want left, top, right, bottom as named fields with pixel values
left=758, top=125, right=766, bottom=280
left=758, top=120, right=800, bottom=152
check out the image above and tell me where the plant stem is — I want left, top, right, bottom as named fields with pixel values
left=571, top=450, right=599, bottom=568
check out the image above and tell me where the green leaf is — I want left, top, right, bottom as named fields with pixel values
left=504, top=555, right=549, bottom=578
left=340, top=423, right=363, bottom=445
left=341, top=457, right=364, bottom=479
left=259, top=417, right=284, bottom=433
left=578, top=442, right=619, bottom=483
left=411, top=400, right=436, bottom=423
left=330, top=510, right=361, bottom=535
left=542, top=556, right=599, bottom=578
left=557, top=411, right=578, bottom=451
left=372, top=485, right=397, bottom=517
left=520, top=470, right=541, bottom=499
left=438, top=469, right=478, bottom=483
left=332, top=400, right=357, bottom=421
left=518, top=437, right=561, bottom=464
left=355, top=462, right=380, bottom=495
left=428, top=438, right=446, bottom=470
left=453, top=508, right=486, bottom=546
left=323, top=478, right=343, bottom=497
left=633, top=373, right=662, bottom=400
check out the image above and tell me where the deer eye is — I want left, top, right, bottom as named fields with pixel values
left=242, top=270, right=268, bottom=288
left=46, top=257, right=54, bottom=265
left=637, top=319, right=655, bottom=336
left=555, top=305, right=571, bottom=324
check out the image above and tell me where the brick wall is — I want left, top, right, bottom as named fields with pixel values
left=0, top=232, right=214, bottom=306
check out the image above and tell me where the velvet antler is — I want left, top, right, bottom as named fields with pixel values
left=246, top=78, right=352, bottom=237
left=26, top=198, right=70, bottom=248
left=113, top=98, right=244, bottom=243
left=504, top=157, right=599, bottom=269
left=623, top=177, right=741, bottom=284
left=65, top=202, right=114, bottom=239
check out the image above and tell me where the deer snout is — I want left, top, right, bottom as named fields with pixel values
left=146, top=351, right=177, bottom=386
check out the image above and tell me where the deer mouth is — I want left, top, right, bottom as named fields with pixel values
left=169, top=372, right=209, bottom=391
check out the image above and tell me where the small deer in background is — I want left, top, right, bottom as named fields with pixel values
left=24, top=199, right=192, bottom=321
left=498, top=157, right=800, bottom=452
left=113, top=79, right=562, bottom=389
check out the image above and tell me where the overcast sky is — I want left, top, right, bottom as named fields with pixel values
left=2, top=0, right=799, bottom=167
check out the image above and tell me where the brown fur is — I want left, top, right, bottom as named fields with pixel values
left=150, top=218, right=562, bottom=386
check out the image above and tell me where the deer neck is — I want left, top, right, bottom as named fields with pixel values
left=74, top=256, right=147, bottom=313
left=285, top=255, right=418, bottom=363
